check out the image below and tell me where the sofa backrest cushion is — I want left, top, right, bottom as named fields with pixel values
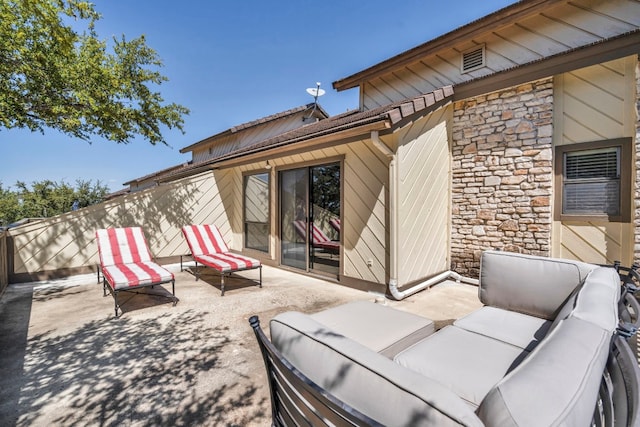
left=479, top=251, right=595, bottom=320
left=548, top=266, right=620, bottom=334
left=270, top=312, right=484, bottom=427
left=571, top=267, right=620, bottom=331
left=477, top=317, right=612, bottom=426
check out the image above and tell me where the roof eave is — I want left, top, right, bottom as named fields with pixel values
left=332, top=0, right=565, bottom=92
left=158, top=119, right=392, bottom=183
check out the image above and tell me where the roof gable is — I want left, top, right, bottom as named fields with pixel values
left=179, top=103, right=329, bottom=154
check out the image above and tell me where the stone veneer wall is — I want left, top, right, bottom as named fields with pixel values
left=451, top=78, right=554, bottom=277
left=635, top=59, right=640, bottom=265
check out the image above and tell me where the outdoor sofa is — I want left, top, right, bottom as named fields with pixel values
left=251, top=250, right=640, bottom=426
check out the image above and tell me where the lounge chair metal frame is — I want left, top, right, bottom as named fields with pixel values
left=180, top=254, right=262, bottom=296
left=95, top=227, right=177, bottom=317
left=100, top=271, right=175, bottom=318
left=181, top=224, right=262, bottom=296
left=249, top=316, right=383, bottom=427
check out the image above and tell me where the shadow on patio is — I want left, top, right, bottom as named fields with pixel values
left=0, top=265, right=482, bottom=426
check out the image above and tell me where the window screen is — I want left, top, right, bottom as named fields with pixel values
left=562, top=147, right=620, bottom=216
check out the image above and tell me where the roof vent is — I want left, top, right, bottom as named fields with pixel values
left=461, top=45, right=485, bottom=73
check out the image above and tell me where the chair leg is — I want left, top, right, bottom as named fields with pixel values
left=171, top=279, right=177, bottom=306
left=114, top=290, right=120, bottom=318
left=195, top=261, right=200, bottom=281
left=221, top=273, right=225, bottom=296
left=259, top=266, right=263, bottom=288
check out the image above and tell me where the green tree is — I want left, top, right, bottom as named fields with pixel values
left=0, top=183, right=21, bottom=226
left=0, top=0, right=189, bottom=145
left=0, top=179, right=108, bottom=225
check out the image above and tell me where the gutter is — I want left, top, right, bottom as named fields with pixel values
left=370, top=130, right=479, bottom=301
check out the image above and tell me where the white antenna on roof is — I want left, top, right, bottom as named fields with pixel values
left=304, top=82, right=325, bottom=121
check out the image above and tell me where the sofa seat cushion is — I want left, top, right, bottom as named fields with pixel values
left=311, top=301, right=435, bottom=358
left=270, top=312, right=484, bottom=426
left=454, top=306, right=551, bottom=351
left=394, top=325, right=528, bottom=407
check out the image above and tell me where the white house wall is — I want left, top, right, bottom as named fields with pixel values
left=361, top=0, right=640, bottom=110
left=552, top=56, right=637, bottom=265
left=395, top=106, right=452, bottom=286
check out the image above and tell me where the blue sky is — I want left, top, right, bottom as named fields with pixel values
left=1, top=0, right=515, bottom=192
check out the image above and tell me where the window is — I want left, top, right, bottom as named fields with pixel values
left=555, top=138, right=631, bottom=222
left=244, top=172, right=270, bottom=252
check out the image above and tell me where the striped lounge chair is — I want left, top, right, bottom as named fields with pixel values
left=293, top=220, right=340, bottom=253
left=329, top=218, right=341, bottom=233
left=181, top=224, right=262, bottom=296
left=95, top=227, right=176, bottom=317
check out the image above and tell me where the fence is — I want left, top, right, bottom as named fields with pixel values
left=0, top=231, right=8, bottom=295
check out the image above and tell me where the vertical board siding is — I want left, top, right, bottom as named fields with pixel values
left=396, top=108, right=451, bottom=286
left=361, top=0, right=640, bottom=110
left=8, top=171, right=227, bottom=278
left=553, top=56, right=636, bottom=265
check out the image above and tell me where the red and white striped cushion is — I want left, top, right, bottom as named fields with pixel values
left=182, top=224, right=261, bottom=272
left=96, top=227, right=153, bottom=266
left=310, top=223, right=332, bottom=244
left=293, top=220, right=339, bottom=251
left=182, top=224, right=230, bottom=256
left=295, top=220, right=332, bottom=244
left=195, top=253, right=261, bottom=273
left=96, top=227, right=174, bottom=290
left=102, top=261, right=174, bottom=290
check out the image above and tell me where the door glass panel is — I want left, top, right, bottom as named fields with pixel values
left=310, top=164, right=340, bottom=276
left=280, top=168, right=307, bottom=269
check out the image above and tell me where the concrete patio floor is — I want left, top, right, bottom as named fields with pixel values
left=0, top=264, right=482, bottom=426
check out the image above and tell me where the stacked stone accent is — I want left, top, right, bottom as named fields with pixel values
left=451, top=78, right=554, bottom=277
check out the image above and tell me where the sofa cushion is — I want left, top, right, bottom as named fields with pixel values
left=571, top=267, right=620, bottom=332
left=270, top=312, right=483, bottom=426
left=477, top=317, right=612, bottom=426
left=311, top=300, right=435, bottom=358
left=479, top=251, right=595, bottom=320
left=453, top=306, right=551, bottom=351
left=394, top=325, right=528, bottom=407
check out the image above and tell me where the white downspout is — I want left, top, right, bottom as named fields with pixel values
left=371, top=131, right=479, bottom=301
left=370, top=130, right=399, bottom=294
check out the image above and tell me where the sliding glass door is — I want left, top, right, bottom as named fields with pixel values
left=280, top=163, right=340, bottom=277
left=280, top=168, right=308, bottom=270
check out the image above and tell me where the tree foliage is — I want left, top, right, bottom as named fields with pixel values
left=0, top=179, right=108, bottom=226
left=0, top=0, right=189, bottom=145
